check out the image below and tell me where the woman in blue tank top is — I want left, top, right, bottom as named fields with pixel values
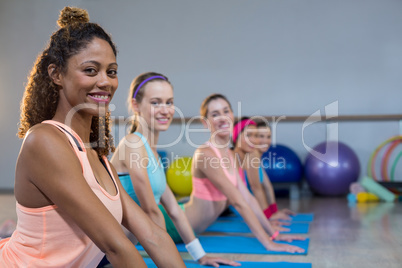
left=235, top=118, right=295, bottom=221
left=111, top=72, right=239, bottom=267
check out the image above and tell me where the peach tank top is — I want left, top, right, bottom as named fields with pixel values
left=0, top=120, right=123, bottom=267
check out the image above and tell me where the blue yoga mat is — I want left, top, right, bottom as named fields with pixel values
left=205, top=221, right=309, bottom=234
left=218, top=213, right=314, bottom=223
left=137, top=236, right=309, bottom=255
left=286, top=214, right=314, bottom=222
left=143, top=258, right=312, bottom=268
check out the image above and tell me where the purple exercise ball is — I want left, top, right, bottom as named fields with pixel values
left=305, top=141, right=360, bottom=196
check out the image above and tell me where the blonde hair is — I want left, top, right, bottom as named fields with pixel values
left=199, top=93, right=232, bottom=118
left=127, top=72, right=171, bottom=133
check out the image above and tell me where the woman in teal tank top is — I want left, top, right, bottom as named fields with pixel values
left=118, top=132, right=166, bottom=206
left=111, top=72, right=239, bottom=267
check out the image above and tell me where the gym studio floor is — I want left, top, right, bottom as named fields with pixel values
left=1, top=193, right=401, bottom=268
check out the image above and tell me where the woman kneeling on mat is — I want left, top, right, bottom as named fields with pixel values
left=0, top=7, right=185, bottom=268
left=232, top=117, right=295, bottom=221
left=111, top=72, right=239, bottom=267
left=183, top=94, right=305, bottom=253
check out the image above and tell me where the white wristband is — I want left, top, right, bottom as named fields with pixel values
left=185, top=238, right=206, bottom=261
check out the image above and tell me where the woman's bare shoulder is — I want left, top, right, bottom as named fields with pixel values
left=22, top=123, right=69, bottom=152
left=194, top=144, right=215, bottom=158
left=115, top=133, right=146, bottom=152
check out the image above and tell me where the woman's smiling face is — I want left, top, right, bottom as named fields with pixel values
left=257, top=126, right=272, bottom=154
left=205, top=98, right=234, bottom=139
left=237, top=124, right=258, bottom=153
left=135, top=80, right=174, bottom=132
left=56, top=37, right=118, bottom=117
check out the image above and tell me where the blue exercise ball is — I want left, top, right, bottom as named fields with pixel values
left=305, top=141, right=360, bottom=196
left=261, top=144, right=303, bottom=183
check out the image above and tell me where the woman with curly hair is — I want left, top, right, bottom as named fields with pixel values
left=0, top=6, right=185, bottom=268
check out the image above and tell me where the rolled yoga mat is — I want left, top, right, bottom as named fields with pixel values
left=137, top=236, right=309, bottom=255
left=205, top=220, right=309, bottom=234
left=360, top=176, right=396, bottom=202
left=143, top=258, right=312, bottom=268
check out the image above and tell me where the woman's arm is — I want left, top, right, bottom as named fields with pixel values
left=160, top=187, right=195, bottom=243
left=238, top=169, right=305, bottom=243
left=197, top=148, right=303, bottom=252
left=160, top=187, right=240, bottom=267
left=116, top=134, right=166, bottom=229
left=244, top=154, right=269, bottom=210
left=112, top=163, right=186, bottom=268
left=261, top=166, right=276, bottom=205
left=21, top=126, right=147, bottom=268
left=236, top=170, right=279, bottom=235
left=261, top=168, right=295, bottom=220
left=195, top=148, right=277, bottom=251
left=238, top=167, right=306, bottom=240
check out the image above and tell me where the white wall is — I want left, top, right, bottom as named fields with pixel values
left=1, top=0, right=401, bottom=189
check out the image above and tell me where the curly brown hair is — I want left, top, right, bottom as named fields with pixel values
left=18, top=7, right=117, bottom=157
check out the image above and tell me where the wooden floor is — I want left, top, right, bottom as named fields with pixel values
left=1, top=193, right=401, bottom=267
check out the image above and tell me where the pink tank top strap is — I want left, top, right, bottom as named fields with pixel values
left=42, top=120, right=85, bottom=147
left=42, top=120, right=86, bottom=170
left=205, top=141, right=223, bottom=158
left=205, top=141, right=236, bottom=181
left=238, top=167, right=247, bottom=186
left=42, top=120, right=120, bottom=200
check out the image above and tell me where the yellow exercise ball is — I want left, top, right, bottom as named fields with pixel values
left=166, top=157, right=193, bottom=196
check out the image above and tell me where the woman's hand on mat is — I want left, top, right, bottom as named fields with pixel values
left=270, top=219, right=291, bottom=226
left=270, top=210, right=292, bottom=221
left=275, top=234, right=306, bottom=242
left=271, top=224, right=290, bottom=233
left=267, top=241, right=305, bottom=254
left=198, top=255, right=241, bottom=267
left=281, top=208, right=296, bottom=215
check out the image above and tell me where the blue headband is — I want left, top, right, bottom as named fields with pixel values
left=132, top=75, right=167, bottom=99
